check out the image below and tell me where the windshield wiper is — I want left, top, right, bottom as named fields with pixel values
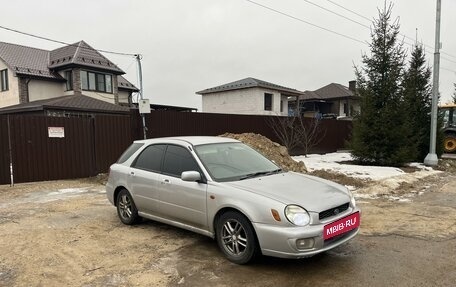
left=239, top=168, right=282, bottom=180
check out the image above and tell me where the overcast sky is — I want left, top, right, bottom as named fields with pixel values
left=1, top=0, right=455, bottom=110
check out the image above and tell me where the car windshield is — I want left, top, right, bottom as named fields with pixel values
left=194, top=142, right=281, bottom=182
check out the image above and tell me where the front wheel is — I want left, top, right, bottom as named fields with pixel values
left=215, top=211, right=259, bottom=264
left=116, top=189, right=140, bottom=225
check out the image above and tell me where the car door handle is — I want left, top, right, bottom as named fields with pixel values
left=162, top=179, right=170, bottom=184
left=129, top=171, right=135, bottom=177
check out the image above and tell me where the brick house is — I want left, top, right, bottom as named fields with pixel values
left=0, top=41, right=138, bottom=108
left=196, top=77, right=302, bottom=116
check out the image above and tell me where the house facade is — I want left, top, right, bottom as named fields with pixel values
left=197, top=78, right=302, bottom=116
left=0, top=41, right=138, bottom=108
left=292, top=81, right=360, bottom=118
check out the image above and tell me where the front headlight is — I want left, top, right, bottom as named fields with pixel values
left=285, top=205, right=310, bottom=226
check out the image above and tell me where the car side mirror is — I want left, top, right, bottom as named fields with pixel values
left=181, top=171, right=202, bottom=182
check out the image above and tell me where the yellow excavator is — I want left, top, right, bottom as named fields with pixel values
left=440, top=104, right=456, bottom=153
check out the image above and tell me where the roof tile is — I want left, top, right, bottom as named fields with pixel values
left=0, top=95, right=130, bottom=114
left=0, top=42, right=64, bottom=80
left=197, top=77, right=302, bottom=96
left=49, top=41, right=124, bottom=74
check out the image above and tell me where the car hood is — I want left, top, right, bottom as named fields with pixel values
left=224, top=172, right=350, bottom=212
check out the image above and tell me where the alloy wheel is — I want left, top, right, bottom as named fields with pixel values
left=118, top=194, right=132, bottom=219
left=221, top=219, right=248, bottom=256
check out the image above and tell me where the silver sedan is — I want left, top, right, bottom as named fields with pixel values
left=106, top=136, right=360, bottom=264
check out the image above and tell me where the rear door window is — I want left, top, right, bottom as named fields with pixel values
left=117, top=143, right=144, bottom=163
left=162, top=145, right=200, bottom=177
left=132, top=144, right=166, bottom=172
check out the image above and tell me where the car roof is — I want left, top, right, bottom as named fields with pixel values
left=133, top=136, right=240, bottom=146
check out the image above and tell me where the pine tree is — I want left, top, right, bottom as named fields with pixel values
left=351, top=4, right=409, bottom=166
left=402, top=44, right=432, bottom=161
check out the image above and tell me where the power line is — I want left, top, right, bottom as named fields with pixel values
left=0, top=24, right=136, bottom=57
left=323, top=0, right=456, bottom=60
left=244, top=0, right=367, bottom=45
left=324, top=0, right=371, bottom=22
left=441, top=67, right=456, bottom=73
left=246, top=0, right=455, bottom=65
left=302, top=0, right=446, bottom=60
left=441, top=56, right=456, bottom=65
left=301, top=0, right=370, bottom=29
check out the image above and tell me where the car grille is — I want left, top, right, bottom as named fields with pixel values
left=319, top=203, right=349, bottom=220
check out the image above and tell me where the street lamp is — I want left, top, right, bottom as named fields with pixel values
left=424, top=0, right=442, bottom=166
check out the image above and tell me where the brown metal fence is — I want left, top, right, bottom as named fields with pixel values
left=142, top=111, right=280, bottom=141
left=7, top=115, right=95, bottom=183
left=135, top=111, right=352, bottom=154
left=94, top=114, right=134, bottom=173
left=0, top=111, right=352, bottom=185
left=0, top=114, right=133, bottom=184
left=0, top=115, right=10, bottom=184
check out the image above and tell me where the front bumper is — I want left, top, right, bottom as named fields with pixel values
left=253, top=208, right=360, bottom=259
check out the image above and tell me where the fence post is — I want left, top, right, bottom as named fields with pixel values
left=7, top=115, right=14, bottom=186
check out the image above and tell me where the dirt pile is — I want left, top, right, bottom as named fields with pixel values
left=220, top=133, right=307, bottom=173
left=437, top=159, right=456, bottom=173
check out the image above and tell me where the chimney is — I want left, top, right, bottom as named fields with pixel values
left=348, top=80, right=356, bottom=93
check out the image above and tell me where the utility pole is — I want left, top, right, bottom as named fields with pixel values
left=424, top=0, right=441, bottom=166
left=135, top=54, right=147, bottom=140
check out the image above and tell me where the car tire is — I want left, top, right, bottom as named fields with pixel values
left=444, top=134, right=456, bottom=153
left=216, top=211, right=259, bottom=264
left=116, top=189, right=140, bottom=225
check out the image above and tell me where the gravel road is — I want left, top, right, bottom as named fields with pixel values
left=0, top=174, right=455, bottom=287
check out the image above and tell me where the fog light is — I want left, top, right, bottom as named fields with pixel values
left=296, top=238, right=314, bottom=250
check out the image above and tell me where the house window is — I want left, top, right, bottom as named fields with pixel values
left=88, top=72, right=96, bottom=90
left=343, top=103, right=348, bottom=114
left=0, top=69, right=8, bottom=91
left=96, top=73, right=105, bottom=91
left=64, top=71, right=73, bottom=91
left=80, top=70, right=113, bottom=93
left=280, top=100, right=284, bottom=113
left=81, top=71, right=88, bottom=90
left=264, top=93, right=273, bottom=111
left=105, top=75, right=112, bottom=93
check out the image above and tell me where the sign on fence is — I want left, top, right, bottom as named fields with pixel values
left=48, top=127, right=65, bottom=138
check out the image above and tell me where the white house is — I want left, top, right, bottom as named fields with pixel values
left=0, top=41, right=138, bottom=108
left=196, top=77, right=302, bottom=116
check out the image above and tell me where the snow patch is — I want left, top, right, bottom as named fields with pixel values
left=293, top=153, right=440, bottom=181
left=293, top=152, right=442, bottom=202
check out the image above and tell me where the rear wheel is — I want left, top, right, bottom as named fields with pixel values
left=215, top=211, right=259, bottom=264
left=444, top=134, right=456, bottom=153
left=116, top=189, right=140, bottom=225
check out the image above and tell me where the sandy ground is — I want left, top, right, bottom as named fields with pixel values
left=0, top=172, right=455, bottom=287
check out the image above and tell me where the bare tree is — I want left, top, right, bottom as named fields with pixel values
left=267, top=115, right=326, bottom=156
left=299, top=118, right=326, bottom=156
left=267, top=116, right=303, bottom=152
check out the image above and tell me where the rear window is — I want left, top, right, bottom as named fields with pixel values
left=117, top=143, right=144, bottom=163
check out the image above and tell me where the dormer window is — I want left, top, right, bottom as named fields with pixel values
left=80, top=70, right=113, bottom=93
